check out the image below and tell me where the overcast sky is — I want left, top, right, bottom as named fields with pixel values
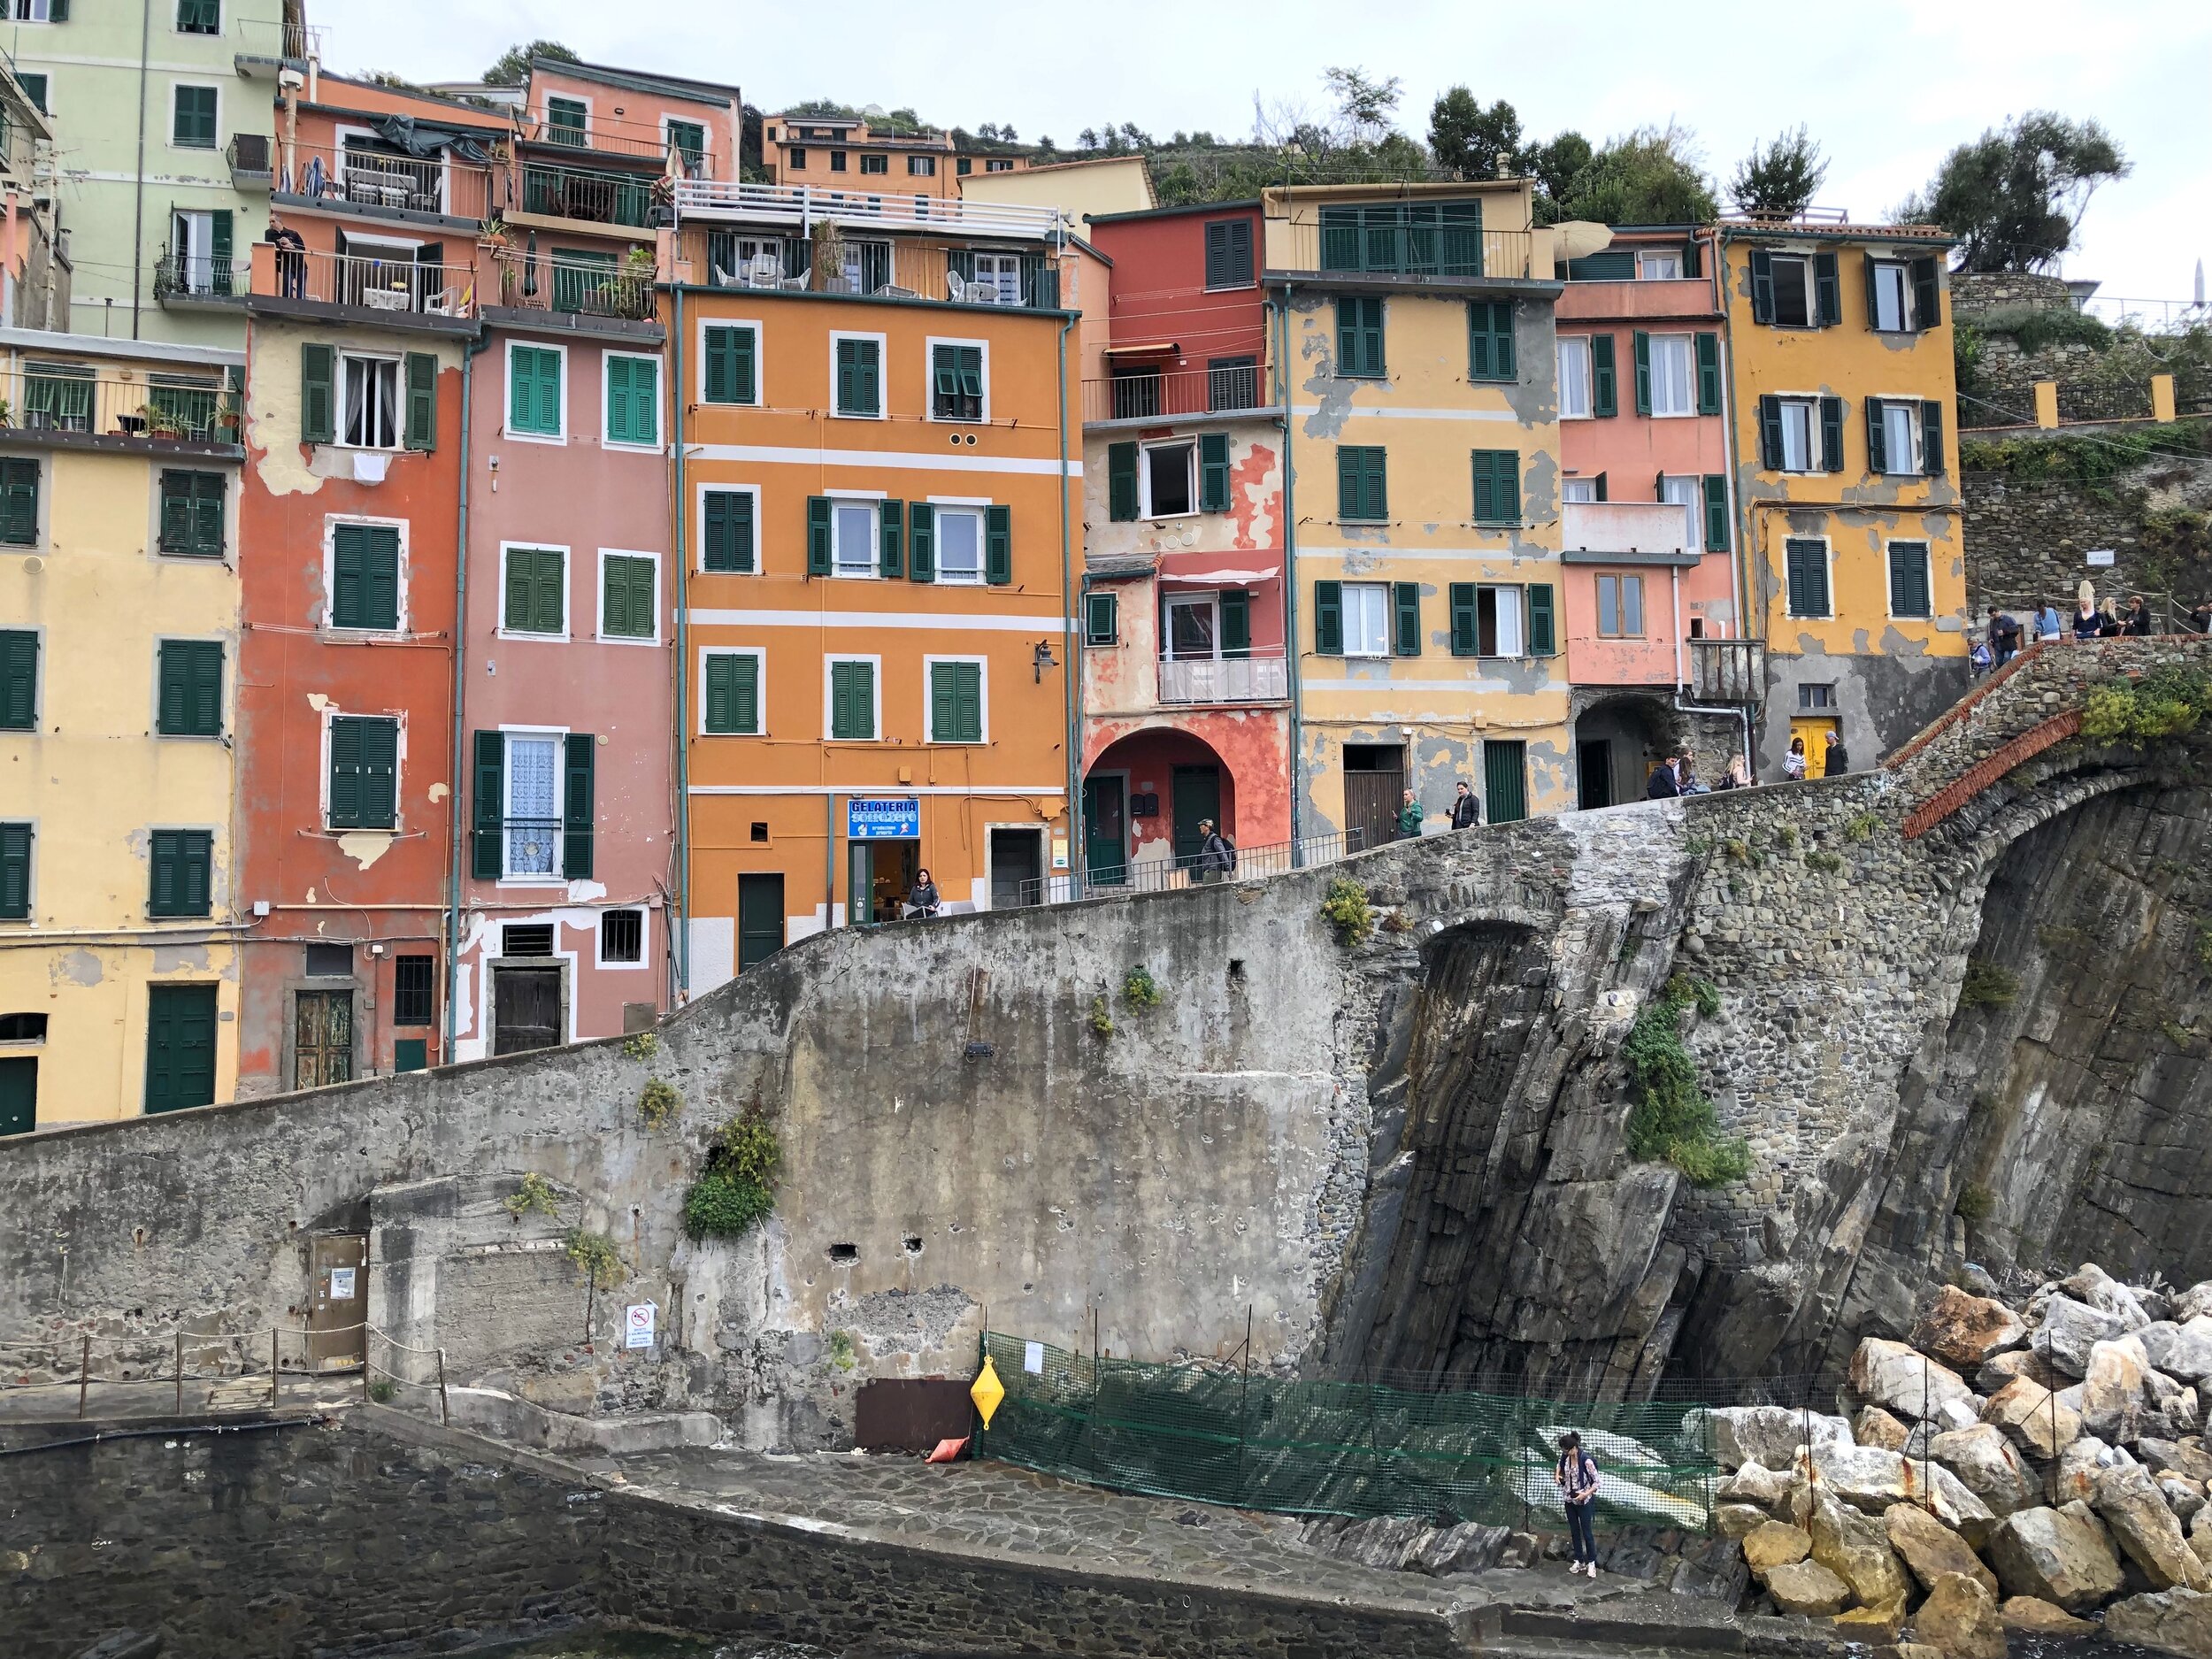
left=334, top=0, right=2208, bottom=307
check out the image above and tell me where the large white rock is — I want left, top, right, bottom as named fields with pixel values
left=1982, top=1374, right=2083, bottom=1459
left=1718, top=1459, right=1794, bottom=1513
left=1909, top=1571, right=2007, bottom=1659
left=2104, top=1588, right=2212, bottom=1659
left=1931, top=1423, right=2040, bottom=1516
left=2064, top=1264, right=2153, bottom=1332
left=1696, top=1404, right=1853, bottom=1472
left=1985, top=1505, right=2127, bottom=1610
left=2035, top=1295, right=2125, bottom=1378
left=1802, top=1441, right=1997, bottom=1538
left=2147, top=1321, right=2212, bottom=1386
left=2056, top=1436, right=2130, bottom=1504
left=1849, top=1338, right=1981, bottom=1432
left=2177, top=1283, right=2212, bottom=1325
left=2082, top=1334, right=2154, bottom=1443
left=2096, top=1463, right=2212, bottom=1592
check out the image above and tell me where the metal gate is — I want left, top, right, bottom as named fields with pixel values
left=306, top=1234, right=367, bottom=1371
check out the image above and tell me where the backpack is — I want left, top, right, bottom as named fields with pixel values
left=1221, top=835, right=1237, bottom=872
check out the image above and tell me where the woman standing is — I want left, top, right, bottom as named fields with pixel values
left=905, top=868, right=942, bottom=919
left=1555, top=1432, right=1601, bottom=1577
left=1784, top=736, right=1807, bottom=780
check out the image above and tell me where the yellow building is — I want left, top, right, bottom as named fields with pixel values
left=1716, top=221, right=1968, bottom=774
left=1264, top=182, right=1570, bottom=843
left=0, top=334, right=245, bottom=1131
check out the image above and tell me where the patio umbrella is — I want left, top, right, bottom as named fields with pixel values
left=522, top=231, right=539, bottom=298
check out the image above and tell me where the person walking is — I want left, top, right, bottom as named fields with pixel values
left=1449, top=781, right=1481, bottom=831
left=2037, top=600, right=2064, bottom=645
left=1556, top=1432, right=1601, bottom=1578
left=1784, top=736, right=1808, bottom=780
left=904, top=868, right=941, bottom=919
left=1395, top=789, right=1425, bottom=841
left=1988, top=606, right=2023, bottom=668
left=1677, top=755, right=1708, bottom=795
left=1645, top=754, right=1680, bottom=800
left=2124, top=595, right=2154, bottom=636
left=1824, top=732, right=1851, bottom=776
left=2191, top=599, right=2212, bottom=635
left=1193, top=818, right=1236, bottom=884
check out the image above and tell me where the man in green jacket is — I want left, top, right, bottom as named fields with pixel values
left=1396, top=789, right=1424, bottom=841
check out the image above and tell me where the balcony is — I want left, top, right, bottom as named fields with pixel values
left=154, top=250, right=244, bottom=311
left=227, top=134, right=273, bottom=190
left=1158, top=648, right=1288, bottom=704
left=488, top=248, right=657, bottom=324
left=1084, top=364, right=1275, bottom=426
left=275, top=141, right=497, bottom=225
left=1689, top=638, right=1765, bottom=705
left=0, top=368, right=242, bottom=456
left=1266, top=216, right=1535, bottom=283
left=518, top=160, right=661, bottom=231
left=248, top=242, right=480, bottom=324
left=1555, top=276, right=1718, bottom=323
left=526, top=108, right=715, bottom=175
left=672, top=180, right=1063, bottom=243
left=695, top=231, right=1069, bottom=311
left=1562, top=501, right=1696, bottom=561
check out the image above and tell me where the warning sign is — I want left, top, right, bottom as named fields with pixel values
left=625, top=1302, right=657, bottom=1350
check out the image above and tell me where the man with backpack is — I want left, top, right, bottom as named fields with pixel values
left=1194, top=818, right=1236, bottom=885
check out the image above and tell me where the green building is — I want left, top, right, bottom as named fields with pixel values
left=12, top=0, right=301, bottom=345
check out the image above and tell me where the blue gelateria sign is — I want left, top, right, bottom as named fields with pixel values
left=848, top=797, right=920, bottom=839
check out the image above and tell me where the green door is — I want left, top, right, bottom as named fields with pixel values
left=145, top=983, right=218, bottom=1113
left=1082, top=775, right=1126, bottom=885
left=0, top=1056, right=33, bottom=1135
left=737, top=873, right=785, bottom=972
left=1485, top=741, right=1529, bottom=826
left=1170, top=765, right=1221, bottom=869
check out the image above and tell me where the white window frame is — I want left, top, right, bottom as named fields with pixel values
left=909, top=154, right=937, bottom=177
left=1878, top=396, right=1924, bottom=476
left=1785, top=535, right=1836, bottom=620
left=1557, top=336, right=1593, bottom=420
left=1561, top=477, right=1599, bottom=503
left=1638, top=250, right=1684, bottom=281
left=1139, top=438, right=1198, bottom=520
left=594, top=906, right=650, bottom=972
left=1870, top=260, right=1913, bottom=333
left=1886, top=538, right=1934, bottom=620
left=1647, top=334, right=1696, bottom=419
left=1340, top=581, right=1390, bottom=659
left=922, top=654, right=990, bottom=745
left=1778, top=395, right=1821, bottom=474
left=925, top=334, right=991, bottom=425
left=338, top=351, right=403, bottom=451
left=930, top=499, right=988, bottom=586
left=699, top=318, right=763, bottom=405
left=1768, top=253, right=1816, bottom=328
left=1162, top=592, right=1222, bottom=662
left=827, top=329, right=887, bottom=419
left=601, top=349, right=663, bottom=451
left=595, top=549, right=661, bottom=646
left=698, top=646, right=766, bottom=736
left=168, top=81, right=220, bottom=151
left=503, top=338, right=569, bottom=445
left=12, top=0, right=54, bottom=22
left=169, top=209, right=220, bottom=296
left=497, top=540, right=572, bottom=643
left=321, top=513, right=411, bottom=634
left=971, top=250, right=1023, bottom=304
left=541, top=90, right=592, bottom=141
left=1596, top=572, right=1646, bottom=639
left=319, top=708, right=404, bottom=831
left=822, top=653, right=883, bottom=742
left=497, top=723, right=568, bottom=885
left=1659, top=474, right=1700, bottom=547
left=1476, top=584, right=1525, bottom=658
left=696, top=481, right=762, bottom=575
left=826, top=491, right=881, bottom=580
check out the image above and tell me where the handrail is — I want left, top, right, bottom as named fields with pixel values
left=672, top=179, right=1064, bottom=242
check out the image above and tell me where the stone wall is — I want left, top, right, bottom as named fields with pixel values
left=1962, top=448, right=2212, bottom=618
left=0, top=1409, right=1475, bottom=1659
left=1949, top=273, right=2077, bottom=324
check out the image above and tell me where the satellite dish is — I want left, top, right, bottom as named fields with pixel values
left=1553, top=221, right=1614, bottom=261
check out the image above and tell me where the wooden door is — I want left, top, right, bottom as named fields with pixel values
left=1083, top=775, right=1126, bottom=884
left=737, top=873, right=785, bottom=971
left=1170, top=765, right=1221, bottom=867
left=1343, top=768, right=1402, bottom=850
left=0, top=1056, right=34, bottom=1136
left=493, top=966, right=562, bottom=1055
left=293, top=989, right=354, bottom=1090
left=307, top=1234, right=367, bottom=1371
left=146, top=983, right=219, bottom=1113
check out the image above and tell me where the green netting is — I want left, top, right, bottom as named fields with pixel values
left=973, top=1333, right=1721, bottom=1532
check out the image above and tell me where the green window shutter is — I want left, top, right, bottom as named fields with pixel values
left=1922, top=402, right=1945, bottom=476
left=1107, top=442, right=1138, bottom=522
left=831, top=661, right=874, bottom=740
left=1591, top=334, right=1617, bottom=418
left=908, top=502, right=935, bottom=581
left=1361, top=299, right=1385, bottom=378
left=1471, top=450, right=1518, bottom=525
left=157, top=641, right=221, bottom=737
left=1085, top=590, right=1118, bottom=645
left=1336, top=447, right=1362, bottom=520
left=1204, top=220, right=1232, bottom=288
left=1865, top=396, right=1887, bottom=473
left=331, top=525, right=399, bottom=630
left=1336, top=296, right=1383, bottom=377
left=151, top=831, right=211, bottom=917
left=705, top=654, right=760, bottom=735
left=534, top=551, right=565, bottom=633
left=1219, top=588, right=1250, bottom=657
left=605, top=356, right=634, bottom=445
left=1392, top=582, right=1421, bottom=657
left=0, top=823, right=28, bottom=919
left=1863, top=252, right=1884, bottom=328
left=1820, top=396, right=1846, bottom=473
left=1470, top=301, right=1515, bottom=381
left=1484, top=741, right=1527, bottom=825
left=328, top=717, right=359, bottom=826
left=1313, top=580, right=1342, bottom=656
left=1814, top=253, right=1840, bottom=326
left=806, top=498, right=832, bottom=575
left=879, top=498, right=904, bottom=579
left=510, top=346, right=561, bottom=435
left=0, top=630, right=35, bottom=729
left=328, top=716, right=397, bottom=830
left=1786, top=540, right=1830, bottom=617
left=1448, top=584, right=1477, bottom=656
left=562, top=733, right=595, bottom=879
left=1912, top=258, right=1941, bottom=332
left=301, top=343, right=335, bottom=444
left=984, top=503, right=1012, bottom=584
left=1701, top=474, right=1729, bottom=552
left=704, top=326, right=756, bottom=404
left=603, top=555, right=655, bottom=638
left=1757, top=396, right=1784, bottom=471
left=210, top=210, right=233, bottom=296
left=159, top=471, right=191, bottom=554
left=1632, top=330, right=1652, bottom=416
left=173, top=86, right=215, bottom=148
left=703, top=491, right=755, bottom=573
left=403, top=352, right=437, bottom=451
left=932, top=343, right=957, bottom=405
left=1199, top=433, right=1231, bottom=512
left=44, top=0, right=65, bottom=19
left=1595, top=471, right=1608, bottom=502
left=189, top=472, right=224, bottom=556
left=931, top=662, right=982, bottom=742
left=1319, top=206, right=1359, bottom=272
left=1749, top=249, right=1774, bottom=323
left=835, top=338, right=880, bottom=415
left=472, top=732, right=504, bottom=879
left=1526, top=584, right=1555, bottom=656
left=1694, top=332, right=1721, bottom=414
left=625, top=356, right=659, bottom=446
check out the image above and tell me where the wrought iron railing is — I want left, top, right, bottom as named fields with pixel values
left=490, top=250, right=657, bottom=321
left=1085, top=363, right=1273, bottom=423
left=0, top=368, right=240, bottom=447
left=275, top=141, right=497, bottom=223
left=250, top=243, right=479, bottom=319
left=519, top=160, right=661, bottom=229
left=1010, top=830, right=1362, bottom=908
left=153, top=250, right=240, bottom=303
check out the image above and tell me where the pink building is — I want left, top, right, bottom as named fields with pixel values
left=1555, top=227, right=1755, bottom=804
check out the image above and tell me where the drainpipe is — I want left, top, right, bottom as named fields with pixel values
left=443, top=324, right=494, bottom=1063
left=1272, top=289, right=1305, bottom=856
left=131, top=0, right=150, bottom=337
left=1057, top=307, right=1079, bottom=891
left=672, top=281, right=691, bottom=998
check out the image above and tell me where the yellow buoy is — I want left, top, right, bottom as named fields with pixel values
left=969, top=1354, right=1006, bottom=1428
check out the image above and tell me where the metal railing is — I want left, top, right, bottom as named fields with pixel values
left=519, top=159, right=662, bottom=229
left=1266, top=219, right=1535, bottom=281
left=1084, top=363, right=1273, bottom=424
left=1972, top=594, right=2198, bottom=641
left=673, top=178, right=1064, bottom=242
left=153, top=250, right=240, bottom=303
left=0, top=367, right=240, bottom=446
left=227, top=132, right=273, bottom=186
left=253, top=243, right=480, bottom=319
left=1014, top=830, right=1362, bottom=908
left=1688, top=638, right=1764, bottom=705
left=489, top=249, right=657, bottom=321
left=280, top=20, right=326, bottom=61
left=2078, top=296, right=2209, bottom=332
left=276, top=140, right=497, bottom=223
left=1158, top=649, right=1288, bottom=704
left=527, top=108, right=715, bottom=174
left=693, top=232, right=1069, bottom=311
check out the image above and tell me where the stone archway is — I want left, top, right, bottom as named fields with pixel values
left=1569, top=692, right=1682, bottom=809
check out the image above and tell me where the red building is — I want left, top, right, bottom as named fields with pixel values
left=1074, top=201, right=1293, bottom=887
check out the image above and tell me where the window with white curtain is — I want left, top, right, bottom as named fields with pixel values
left=1648, top=335, right=1695, bottom=417
left=1557, top=336, right=1592, bottom=419
left=1341, top=582, right=1390, bottom=657
left=342, top=355, right=400, bottom=449
left=503, top=734, right=560, bottom=877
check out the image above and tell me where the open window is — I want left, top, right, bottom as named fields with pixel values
left=1141, top=441, right=1195, bottom=518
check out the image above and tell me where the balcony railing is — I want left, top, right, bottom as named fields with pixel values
left=695, top=233, right=1068, bottom=311
left=1012, top=831, right=1363, bottom=908
left=1157, top=649, right=1288, bottom=704
left=276, top=142, right=497, bottom=224
left=490, top=249, right=657, bottom=321
left=518, top=160, right=661, bottom=230
left=154, top=250, right=241, bottom=303
left=1688, top=638, right=1764, bottom=705
left=1266, top=218, right=1534, bottom=281
left=0, top=369, right=241, bottom=449
left=227, top=133, right=273, bottom=189
left=1084, top=364, right=1273, bottom=424
left=526, top=108, right=715, bottom=175
left=250, top=242, right=479, bottom=319
left=673, top=179, right=1064, bottom=242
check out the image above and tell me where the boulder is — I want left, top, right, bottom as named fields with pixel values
left=2057, top=1435, right=2127, bottom=1504
left=1833, top=1602, right=1908, bottom=1636
left=2097, top=1463, right=2212, bottom=1591
left=1809, top=1490, right=1913, bottom=1610
left=1718, top=1460, right=1794, bottom=1513
left=1744, top=1520, right=1812, bottom=1574
left=2034, top=1296, right=2124, bottom=1378
left=1701, top=1404, right=1853, bottom=1472
left=1804, top=1443, right=1997, bottom=1540
left=1850, top=1339, right=1982, bottom=1432
left=1887, top=1501, right=2000, bottom=1595
left=1985, top=1506, right=2126, bottom=1610
left=2179, top=1284, right=2212, bottom=1325
left=2161, top=1476, right=2206, bottom=1526
left=1909, top=1571, right=2007, bottom=1659
left=1764, top=1556, right=1853, bottom=1617
left=1857, top=1405, right=1912, bottom=1453
left=1915, top=1286, right=2030, bottom=1369
left=1998, top=1595, right=2097, bottom=1636
left=2083, top=1334, right=2154, bottom=1444
left=2064, top=1263, right=2153, bottom=1330
left=2104, top=1587, right=2212, bottom=1659
left=2141, top=1440, right=2212, bottom=1485
left=2145, top=1322, right=2212, bottom=1386
left=1718, top=1502, right=1774, bottom=1540
left=1978, top=1349, right=2063, bottom=1394
left=1931, top=1425, right=2040, bottom=1516
left=1896, top=1645, right=1947, bottom=1659
left=1982, top=1376, right=2083, bottom=1460
left=2195, top=1509, right=2212, bottom=1571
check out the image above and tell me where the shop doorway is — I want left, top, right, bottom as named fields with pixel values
left=292, top=989, right=353, bottom=1090
left=849, top=840, right=919, bottom=924
left=146, top=983, right=219, bottom=1112
left=989, top=827, right=1045, bottom=908
left=1341, top=743, right=1405, bottom=849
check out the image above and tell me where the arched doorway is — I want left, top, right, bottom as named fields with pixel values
left=1083, top=728, right=1237, bottom=887
left=1571, top=693, right=1682, bottom=809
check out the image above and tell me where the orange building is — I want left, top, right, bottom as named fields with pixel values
left=664, top=181, right=1079, bottom=986
left=761, top=111, right=1030, bottom=200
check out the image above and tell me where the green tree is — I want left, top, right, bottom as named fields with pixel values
left=483, top=39, right=578, bottom=88
left=1428, top=88, right=1522, bottom=181
left=1556, top=125, right=1717, bottom=226
left=1901, top=111, right=2129, bottom=273
left=1322, top=65, right=1402, bottom=144
left=1524, top=131, right=1593, bottom=223
left=1730, top=126, right=1827, bottom=219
